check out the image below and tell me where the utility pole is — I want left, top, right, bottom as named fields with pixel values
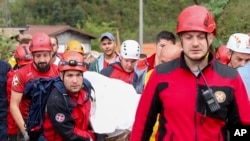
left=139, top=0, right=143, bottom=51
left=116, top=28, right=121, bottom=52
left=4, top=0, right=10, bottom=27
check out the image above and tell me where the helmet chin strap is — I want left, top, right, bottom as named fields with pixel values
left=228, top=51, right=234, bottom=68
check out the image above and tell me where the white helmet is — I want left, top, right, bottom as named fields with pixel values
left=226, top=33, right=250, bottom=54
left=120, top=40, right=141, bottom=59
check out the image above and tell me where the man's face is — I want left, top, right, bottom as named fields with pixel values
left=156, top=39, right=174, bottom=59
left=120, top=56, right=137, bottom=73
left=159, top=45, right=181, bottom=64
left=228, top=51, right=250, bottom=69
left=100, top=38, right=116, bottom=56
left=60, top=70, right=83, bottom=93
left=50, top=37, right=58, bottom=57
left=33, top=51, right=51, bottom=72
left=180, top=31, right=213, bottom=62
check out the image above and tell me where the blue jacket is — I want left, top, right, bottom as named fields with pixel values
left=0, top=59, right=11, bottom=140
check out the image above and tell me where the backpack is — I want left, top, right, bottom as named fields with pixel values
left=23, top=76, right=94, bottom=140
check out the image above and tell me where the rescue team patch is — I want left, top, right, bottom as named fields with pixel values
left=12, top=75, right=20, bottom=87
left=55, top=113, right=65, bottom=123
left=214, top=91, right=226, bottom=103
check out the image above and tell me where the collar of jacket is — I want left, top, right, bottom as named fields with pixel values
left=179, top=51, right=215, bottom=71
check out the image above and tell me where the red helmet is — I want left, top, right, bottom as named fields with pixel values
left=29, top=32, right=52, bottom=53
left=215, top=45, right=230, bottom=65
left=176, top=5, right=216, bottom=35
left=58, top=51, right=86, bottom=72
left=14, top=44, right=33, bottom=66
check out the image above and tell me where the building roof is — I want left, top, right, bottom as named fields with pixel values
left=23, top=25, right=97, bottom=39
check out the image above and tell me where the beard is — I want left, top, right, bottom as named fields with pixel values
left=34, top=62, right=50, bottom=72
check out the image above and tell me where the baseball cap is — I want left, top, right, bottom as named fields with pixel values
left=99, top=32, right=115, bottom=41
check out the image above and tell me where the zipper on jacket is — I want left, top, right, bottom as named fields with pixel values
left=170, top=132, right=174, bottom=141
left=194, top=77, right=199, bottom=141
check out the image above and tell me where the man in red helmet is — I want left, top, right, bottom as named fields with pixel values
left=10, top=32, right=59, bottom=141
left=131, top=5, right=250, bottom=141
left=42, top=51, right=95, bottom=141
left=7, top=44, right=32, bottom=141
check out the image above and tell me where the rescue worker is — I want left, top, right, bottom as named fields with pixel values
left=97, top=40, right=143, bottom=141
left=0, top=59, right=11, bottom=140
left=43, top=51, right=95, bottom=141
left=89, top=32, right=119, bottom=73
left=226, top=33, right=250, bottom=69
left=100, top=39, right=146, bottom=94
left=146, top=30, right=176, bottom=71
left=131, top=5, right=250, bottom=141
left=7, top=44, right=32, bottom=141
left=146, top=43, right=182, bottom=141
left=64, top=40, right=84, bottom=55
left=50, top=36, right=61, bottom=65
left=64, top=40, right=90, bottom=69
left=215, top=44, right=230, bottom=65
left=10, top=32, right=59, bottom=141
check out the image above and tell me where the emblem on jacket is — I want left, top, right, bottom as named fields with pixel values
left=55, top=113, right=65, bottom=123
left=12, top=75, right=20, bottom=87
left=214, top=91, right=226, bottom=103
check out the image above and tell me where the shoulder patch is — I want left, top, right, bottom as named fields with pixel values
left=55, top=113, right=65, bottom=123
left=12, top=75, right=20, bottom=87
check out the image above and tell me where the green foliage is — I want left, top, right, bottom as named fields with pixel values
left=201, top=0, right=230, bottom=49
left=4, top=0, right=250, bottom=52
left=202, top=0, right=229, bottom=18
left=78, top=16, right=117, bottom=51
left=217, top=0, right=250, bottom=45
left=0, top=36, right=16, bottom=61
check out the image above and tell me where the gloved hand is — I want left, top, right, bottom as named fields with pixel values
left=23, top=131, right=30, bottom=141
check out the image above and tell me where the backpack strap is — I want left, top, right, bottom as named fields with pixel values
left=62, top=93, right=70, bottom=108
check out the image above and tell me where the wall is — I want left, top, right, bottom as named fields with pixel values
left=56, top=31, right=92, bottom=54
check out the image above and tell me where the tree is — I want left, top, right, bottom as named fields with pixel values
left=78, top=17, right=117, bottom=51
left=0, top=36, right=16, bottom=61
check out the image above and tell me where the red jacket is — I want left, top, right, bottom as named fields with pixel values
left=131, top=53, right=250, bottom=141
left=100, top=62, right=135, bottom=84
left=43, top=88, right=94, bottom=141
left=146, top=53, right=155, bottom=71
left=11, top=63, right=59, bottom=119
left=7, top=69, right=18, bottom=135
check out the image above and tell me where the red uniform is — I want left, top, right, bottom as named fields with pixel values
left=131, top=53, right=250, bottom=141
left=11, top=63, right=59, bottom=119
left=100, top=62, right=135, bottom=84
left=146, top=53, right=155, bottom=71
left=7, top=69, right=18, bottom=135
left=43, top=88, right=94, bottom=141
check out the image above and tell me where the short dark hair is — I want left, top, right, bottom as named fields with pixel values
left=50, top=36, right=58, bottom=45
left=156, top=30, right=176, bottom=44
